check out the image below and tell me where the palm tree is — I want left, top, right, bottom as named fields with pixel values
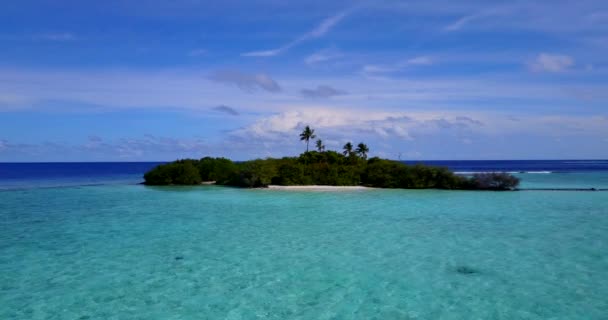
left=315, top=139, right=325, bottom=152
left=342, top=142, right=353, bottom=156
left=299, top=126, right=316, bottom=152
left=356, top=142, right=369, bottom=159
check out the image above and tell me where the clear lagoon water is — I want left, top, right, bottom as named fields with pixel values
left=1, top=161, right=607, bottom=319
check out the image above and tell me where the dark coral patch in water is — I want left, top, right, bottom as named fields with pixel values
left=455, top=266, right=479, bottom=275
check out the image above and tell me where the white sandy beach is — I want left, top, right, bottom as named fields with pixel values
left=266, top=185, right=373, bottom=191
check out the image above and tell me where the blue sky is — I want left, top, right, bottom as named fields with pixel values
left=1, top=0, right=607, bottom=161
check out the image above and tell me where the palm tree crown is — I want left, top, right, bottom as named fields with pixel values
left=315, top=139, right=325, bottom=152
left=356, top=142, right=369, bottom=159
left=299, top=126, right=316, bottom=152
left=343, top=142, right=353, bottom=156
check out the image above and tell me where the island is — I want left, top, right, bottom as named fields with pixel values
left=143, top=126, right=520, bottom=191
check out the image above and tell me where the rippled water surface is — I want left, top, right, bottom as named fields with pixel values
left=2, top=179, right=607, bottom=319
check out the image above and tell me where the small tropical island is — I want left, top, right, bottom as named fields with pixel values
left=144, top=126, right=520, bottom=190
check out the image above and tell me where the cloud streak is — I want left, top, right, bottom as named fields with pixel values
left=445, top=13, right=483, bottom=31
left=362, top=56, right=434, bottom=75
left=242, top=10, right=350, bottom=57
left=529, top=53, right=575, bottom=72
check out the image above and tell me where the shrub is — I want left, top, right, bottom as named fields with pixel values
left=144, top=160, right=202, bottom=185
left=197, top=157, right=237, bottom=184
left=466, top=172, right=520, bottom=190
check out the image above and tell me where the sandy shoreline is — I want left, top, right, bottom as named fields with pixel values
left=266, top=185, right=374, bottom=191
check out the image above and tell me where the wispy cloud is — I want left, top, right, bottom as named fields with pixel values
left=362, top=56, right=434, bottom=75
left=300, top=85, right=347, bottom=99
left=308, top=11, right=349, bottom=37
left=304, top=48, right=344, bottom=65
left=212, top=105, right=239, bottom=116
left=242, top=10, right=351, bottom=57
left=444, top=6, right=516, bottom=32
left=444, top=13, right=486, bottom=32
left=406, top=56, right=433, bottom=65
left=209, top=70, right=282, bottom=93
left=529, top=53, right=575, bottom=72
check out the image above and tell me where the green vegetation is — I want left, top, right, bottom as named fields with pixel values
left=315, top=139, right=325, bottom=152
left=465, top=172, right=521, bottom=191
left=299, top=125, right=316, bottom=153
left=143, top=126, right=520, bottom=191
left=356, top=143, right=369, bottom=159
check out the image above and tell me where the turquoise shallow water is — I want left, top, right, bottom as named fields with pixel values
left=1, top=175, right=608, bottom=319
left=515, top=172, right=608, bottom=189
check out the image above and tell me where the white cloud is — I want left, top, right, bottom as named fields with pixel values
left=230, top=108, right=485, bottom=143
left=3, top=109, right=607, bottom=160
left=242, top=10, right=351, bottom=57
left=529, top=53, right=574, bottom=72
left=224, top=108, right=608, bottom=159
left=241, top=49, right=283, bottom=58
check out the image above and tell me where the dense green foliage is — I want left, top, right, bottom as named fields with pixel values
left=143, top=160, right=202, bottom=185
left=143, top=126, right=519, bottom=190
left=464, top=172, right=521, bottom=190
left=197, top=157, right=237, bottom=184
left=363, top=158, right=464, bottom=189
left=143, top=153, right=519, bottom=190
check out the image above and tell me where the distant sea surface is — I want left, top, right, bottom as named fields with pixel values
left=0, top=162, right=162, bottom=190
left=1, top=160, right=607, bottom=319
left=2, top=160, right=608, bottom=190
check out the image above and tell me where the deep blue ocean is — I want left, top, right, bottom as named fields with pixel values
left=1, top=160, right=608, bottom=319
left=1, top=160, right=608, bottom=190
